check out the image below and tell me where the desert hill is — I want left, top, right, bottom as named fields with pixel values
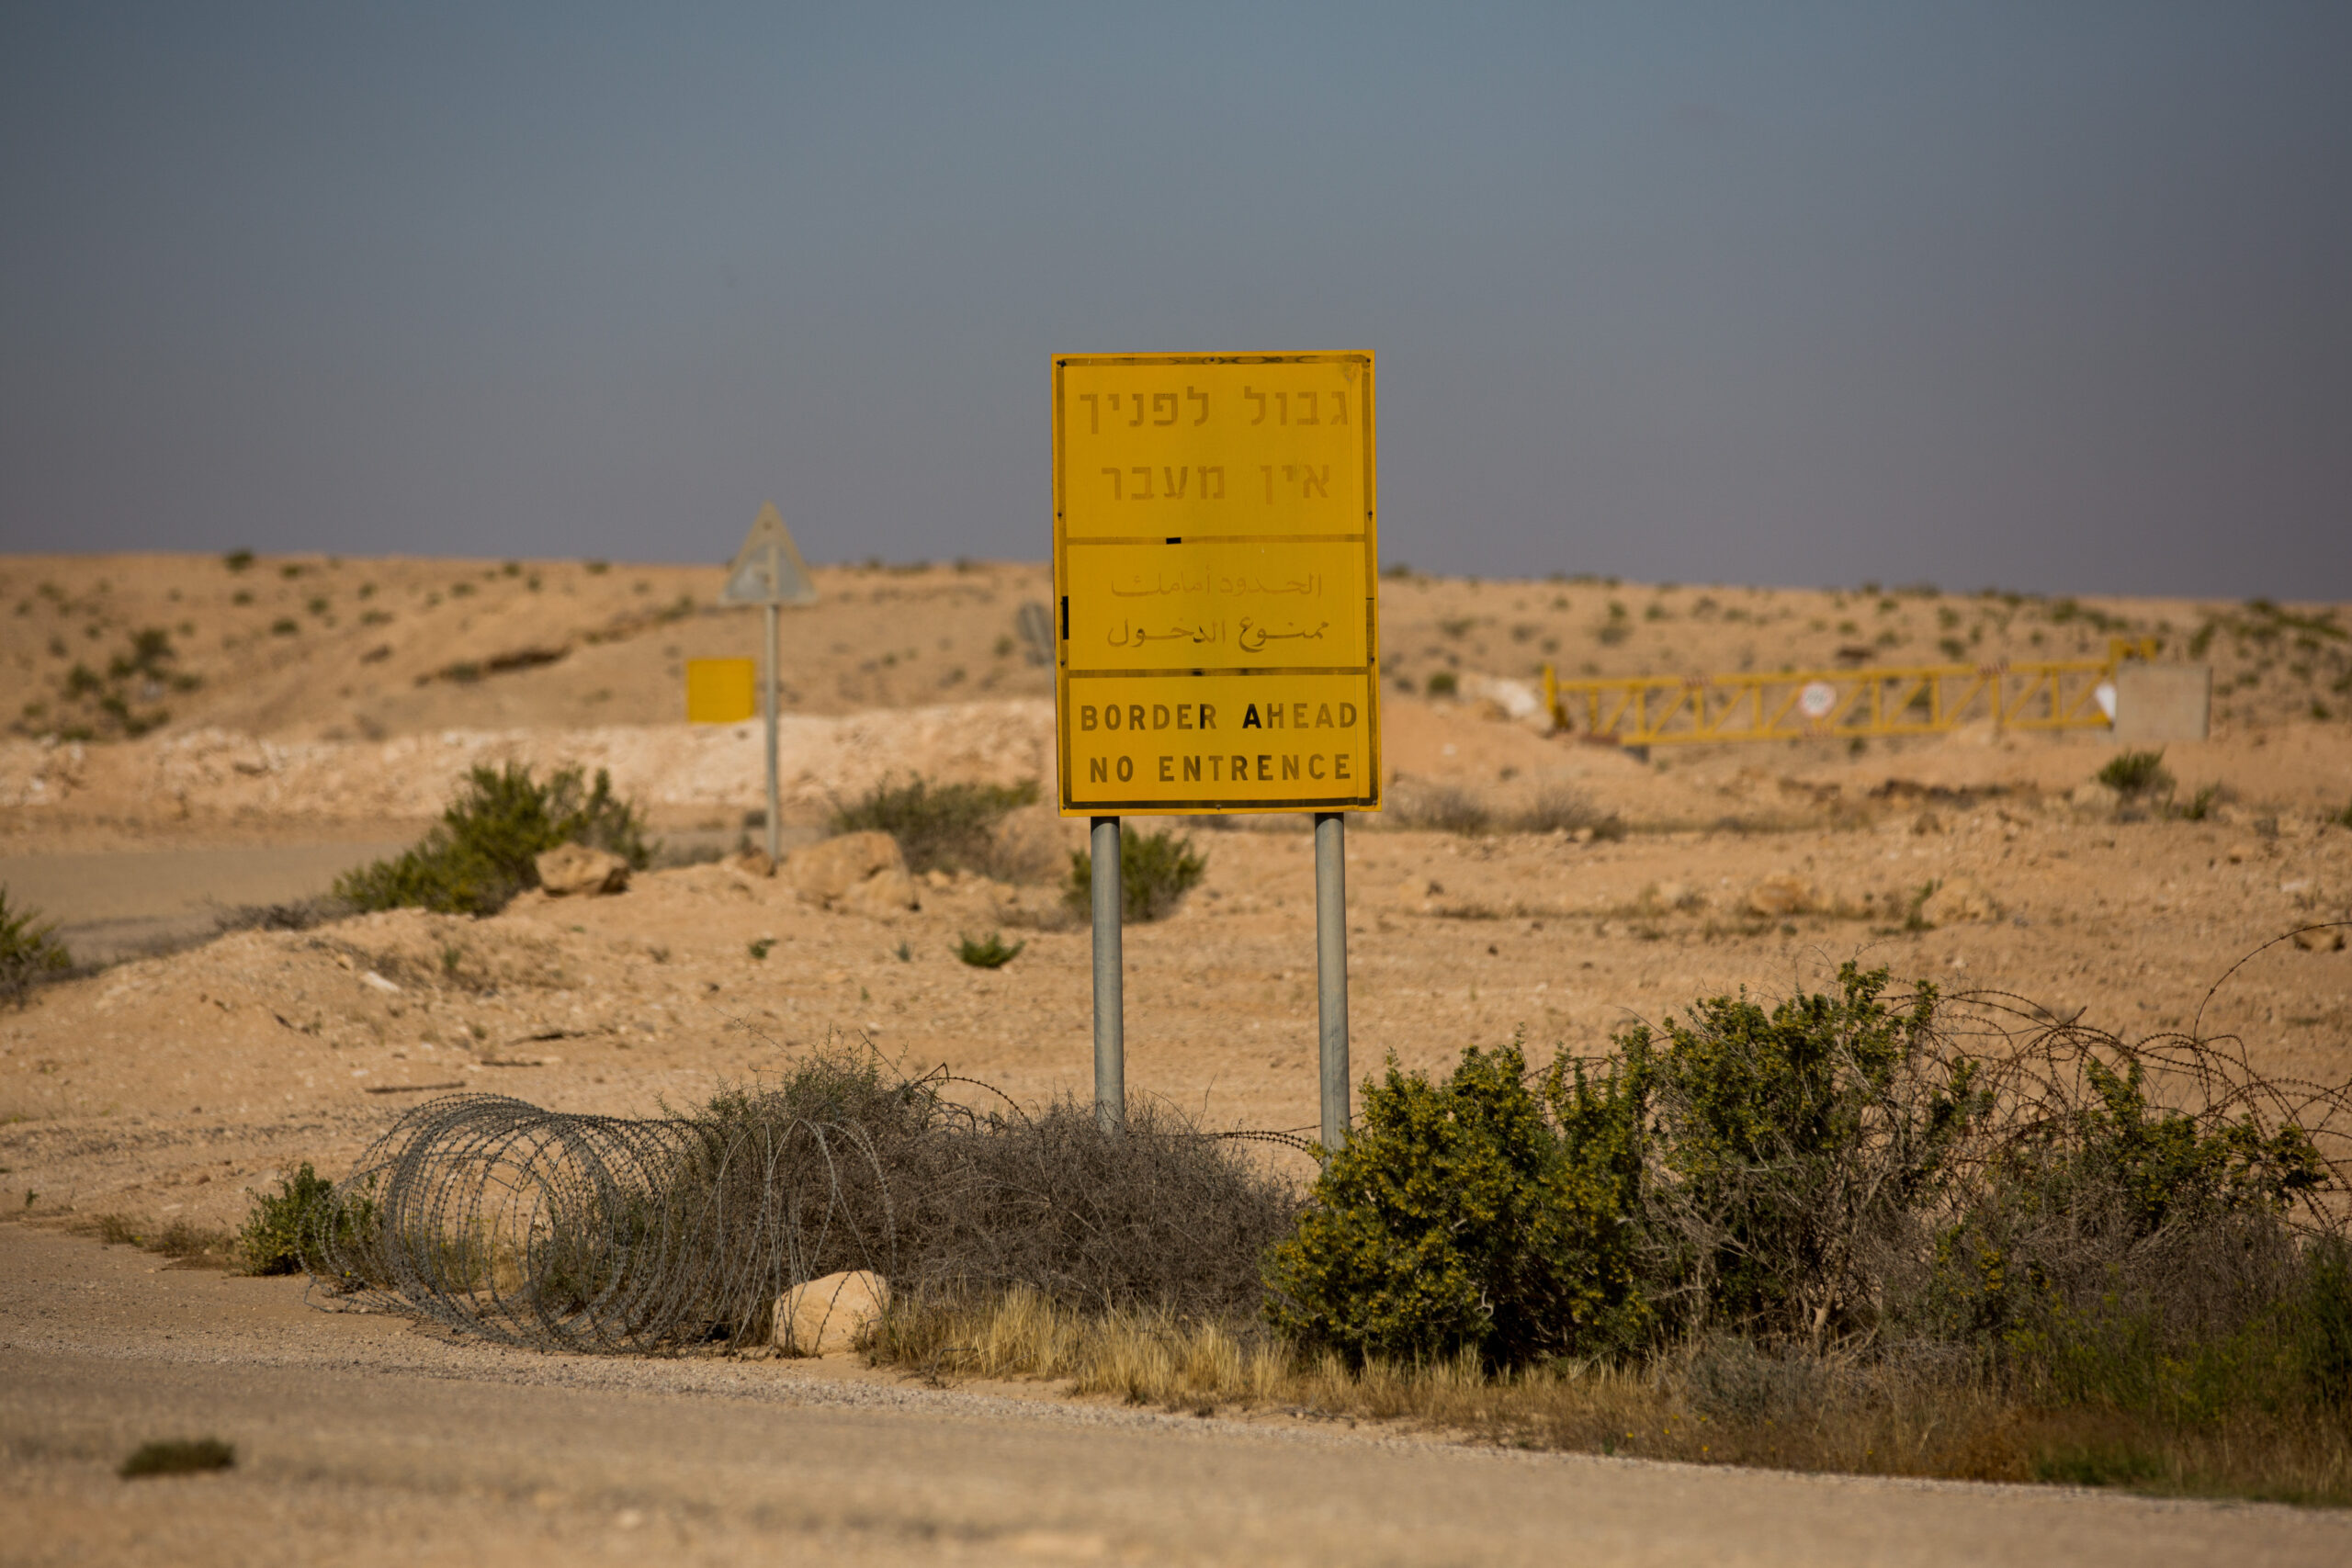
left=5, top=551, right=2345, bottom=748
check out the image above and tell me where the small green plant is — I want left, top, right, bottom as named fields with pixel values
left=956, top=931, right=1025, bottom=968
left=831, top=773, right=1038, bottom=874
left=119, top=1438, right=234, bottom=1479
left=2097, top=749, right=2174, bottom=800
left=748, top=938, right=775, bottom=960
left=238, top=1162, right=371, bottom=1277
left=0, top=886, right=73, bottom=1007
left=1063, top=828, right=1206, bottom=923
left=335, top=763, right=650, bottom=916
left=1424, top=670, right=1459, bottom=697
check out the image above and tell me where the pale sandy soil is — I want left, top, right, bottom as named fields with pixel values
left=0, top=552, right=2348, bottom=1558
left=7, top=1224, right=2351, bottom=1567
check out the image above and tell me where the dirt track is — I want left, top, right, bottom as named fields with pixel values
left=6, top=1224, right=2347, bottom=1567
left=0, top=840, right=405, bottom=964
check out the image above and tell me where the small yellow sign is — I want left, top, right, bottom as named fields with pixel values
left=685, top=658, right=757, bottom=724
left=1053, top=352, right=1380, bottom=814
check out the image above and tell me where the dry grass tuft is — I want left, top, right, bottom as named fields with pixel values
left=869, top=1292, right=2352, bottom=1498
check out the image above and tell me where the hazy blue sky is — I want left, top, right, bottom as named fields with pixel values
left=4, top=4, right=2346, bottom=596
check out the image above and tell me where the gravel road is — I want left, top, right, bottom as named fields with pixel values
left=4, top=1225, right=2346, bottom=1567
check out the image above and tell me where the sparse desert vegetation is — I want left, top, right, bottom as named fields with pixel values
left=5, top=551, right=2350, bottom=1521
left=0, top=886, right=73, bottom=1006
left=1064, top=826, right=1207, bottom=922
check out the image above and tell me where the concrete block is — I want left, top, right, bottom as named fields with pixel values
left=2112, top=664, right=2210, bottom=742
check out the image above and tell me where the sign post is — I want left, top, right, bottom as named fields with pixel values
left=1051, top=353, right=1379, bottom=1147
left=719, top=502, right=820, bottom=862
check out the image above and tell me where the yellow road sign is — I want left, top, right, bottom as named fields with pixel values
left=685, top=657, right=757, bottom=724
left=1053, top=353, right=1380, bottom=814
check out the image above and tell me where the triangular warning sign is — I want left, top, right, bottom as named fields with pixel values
left=719, top=502, right=819, bottom=606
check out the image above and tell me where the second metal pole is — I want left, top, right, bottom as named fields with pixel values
left=1314, top=810, right=1351, bottom=1151
left=1091, top=815, right=1125, bottom=1132
left=762, top=601, right=782, bottom=862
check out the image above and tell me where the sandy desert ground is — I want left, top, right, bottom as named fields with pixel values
left=2, top=550, right=2349, bottom=1560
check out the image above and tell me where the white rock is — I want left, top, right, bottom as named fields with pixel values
left=534, top=842, right=631, bottom=897
left=1745, top=874, right=1816, bottom=918
left=786, top=830, right=905, bottom=902
left=839, top=864, right=920, bottom=918
left=775, top=1269, right=890, bottom=1356
left=786, top=830, right=919, bottom=915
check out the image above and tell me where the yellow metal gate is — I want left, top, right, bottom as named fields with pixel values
left=1541, top=639, right=2154, bottom=747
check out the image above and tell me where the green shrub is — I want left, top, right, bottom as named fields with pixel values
left=2097, top=749, right=2173, bottom=800
left=1623, top=964, right=1973, bottom=1342
left=2002, top=1239, right=2352, bottom=1428
left=831, top=773, right=1037, bottom=874
left=1062, top=828, right=1205, bottom=922
left=119, top=1438, right=234, bottom=1478
left=0, top=886, right=73, bottom=1007
left=334, top=763, right=650, bottom=915
left=2294, top=1237, right=2352, bottom=1409
left=238, top=1162, right=374, bottom=1277
left=1928, top=1055, right=2328, bottom=1352
left=1264, top=1040, right=1648, bottom=1365
left=956, top=931, right=1024, bottom=968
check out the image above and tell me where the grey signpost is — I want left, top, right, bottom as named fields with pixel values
left=1314, top=812, right=1350, bottom=1152
left=719, top=503, right=819, bottom=862
left=1091, top=816, right=1125, bottom=1133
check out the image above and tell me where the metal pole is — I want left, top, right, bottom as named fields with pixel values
left=1091, top=815, right=1125, bottom=1132
left=1314, top=810, right=1350, bottom=1152
left=763, top=600, right=781, bottom=862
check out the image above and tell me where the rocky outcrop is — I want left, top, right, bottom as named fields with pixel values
left=786, top=831, right=918, bottom=915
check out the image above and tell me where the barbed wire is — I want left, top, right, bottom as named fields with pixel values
left=308, top=1066, right=1302, bottom=1354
